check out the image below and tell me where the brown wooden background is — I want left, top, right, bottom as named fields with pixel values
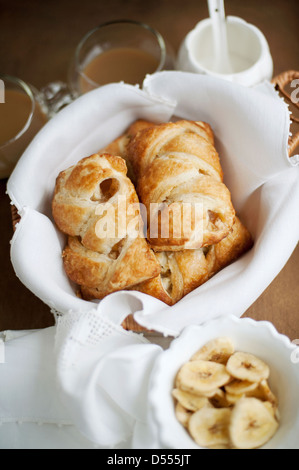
left=0, top=0, right=298, bottom=338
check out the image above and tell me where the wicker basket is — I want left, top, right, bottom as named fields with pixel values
left=272, top=70, right=299, bottom=154
left=10, top=70, right=299, bottom=332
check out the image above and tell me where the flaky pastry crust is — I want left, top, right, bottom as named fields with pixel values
left=52, top=153, right=160, bottom=299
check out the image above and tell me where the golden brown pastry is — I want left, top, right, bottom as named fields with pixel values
left=99, top=120, right=157, bottom=183
left=133, top=217, right=253, bottom=306
left=52, top=119, right=253, bottom=307
left=100, top=120, right=157, bottom=157
left=52, top=153, right=137, bottom=253
left=127, top=120, right=236, bottom=251
left=52, top=153, right=160, bottom=298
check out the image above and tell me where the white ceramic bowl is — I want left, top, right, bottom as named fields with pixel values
left=148, top=315, right=299, bottom=449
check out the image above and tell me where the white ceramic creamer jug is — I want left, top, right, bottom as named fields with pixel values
left=176, top=16, right=273, bottom=87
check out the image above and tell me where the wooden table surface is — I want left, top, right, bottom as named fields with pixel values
left=0, top=0, right=298, bottom=339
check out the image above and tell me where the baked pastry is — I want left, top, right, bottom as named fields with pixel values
left=62, top=235, right=160, bottom=300
left=133, top=217, right=253, bottom=305
left=52, top=119, right=253, bottom=307
left=127, top=120, right=236, bottom=251
left=99, top=120, right=157, bottom=183
left=52, top=153, right=160, bottom=298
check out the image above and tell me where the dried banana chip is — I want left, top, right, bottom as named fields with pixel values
left=172, top=388, right=211, bottom=412
left=225, top=379, right=258, bottom=396
left=225, top=392, right=244, bottom=405
left=175, top=402, right=193, bottom=428
left=172, top=337, right=279, bottom=450
left=209, top=389, right=231, bottom=409
left=191, top=337, right=235, bottom=364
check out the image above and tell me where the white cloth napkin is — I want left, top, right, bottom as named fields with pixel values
left=7, top=71, right=299, bottom=336
left=55, top=304, right=164, bottom=448
left=0, top=309, right=166, bottom=449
